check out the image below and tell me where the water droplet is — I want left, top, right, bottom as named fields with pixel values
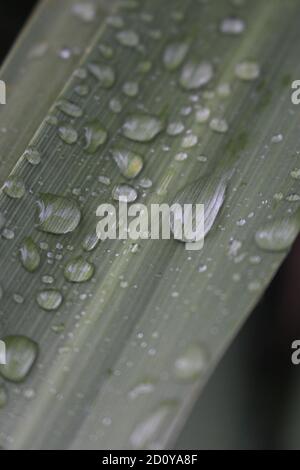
left=167, top=122, right=184, bottom=136
left=209, top=118, right=228, bottom=133
left=286, top=194, right=300, bottom=202
left=82, top=231, right=100, bottom=252
left=170, top=170, right=233, bottom=243
left=64, top=257, right=95, bottom=283
left=58, top=125, right=78, bottom=144
left=0, top=336, right=38, bottom=383
left=19, top=237, right=40, bottom=273
left=174, top=344, right=208, bottom=380
left=106, top=15, right=124, bottom=29
left=3, top=177, right=25, bottom=199
left=112, top=184, right=138, bottom=203
left=175, top=152, right=188, bottom=161
left=36, top=289, right=63, bottom=311
left=271, top=133, right=283, bottom=144
left=180, top=61, right=213, bottom=90
left=84, top=120, right=108, bottom=153
left=235, top=61, right=260, bottom=81
left=163, top=41, right=189, bottom=71
left=195, top=106, right=210, bottom=123
left=291, top=168, right=300, bottom=180
left=123, top=114, right=164, bottom=142
left=36, top=193, right=81, bottom=234
left=122, top=81, right=139, bottom=97
left=128, top=380, right=155, bottom=400
left=109, top=97, right=122, bottom=113
left=116, top=30, right=139, bottom=47
left=72, top=2, right=96, bottom=22
left=220, top=17, right=245, bottom=34
left=255, top=213, right=300, bottom=252
left=25, top=148, right=41, bottom=165
left=99, top=43, right=114, bottom=59
left=181, top=134, right=198, bottom=148
left=130, top=402, right=175, bottom=449
left=87, top=63, right=115, bottom=88
left=0, top=384, right=7, bottom=408
left=111, top=148, right=144, bottom=179
left=56, top=99, right=83, bottom=118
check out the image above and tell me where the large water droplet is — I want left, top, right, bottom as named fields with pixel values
left=3, top=177, right=25, bottom=199
left=36, top=193, right=81, bottom=234
left=130, top=402, right=175, bottom=449
left=64, top=257, right=95, bottom=283
left=255, top=213, right=300, bottom=252
left=163, top=41, right=189, bottom=71
left=170, top=171, right=233, bottom=243
left=174, top=344, right=208, bottom=381
left=0, top=336, right=38, bottom=383
left=111, top=148, right=144, bottom=179
left=36, top=289, right=63, bottom=311
left=123, top=114, right=164, bottom=142
left=19, top=237, right=41, bottom=273
left=180, top=61, right=213, bottom=90
left=84, top=120, right=108, bottom=153
left=87, top=63, right=115, bottom=88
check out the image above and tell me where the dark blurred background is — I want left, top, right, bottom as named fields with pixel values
left=0, top=0, right=38, bottom=63
left=1, top=0, right=300, bottom=450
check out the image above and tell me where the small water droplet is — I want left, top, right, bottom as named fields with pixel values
left=167, top=121, right=184, bottom=136
left=123, top=114, right=164, bottom=142
left=3, top=177, right=25, bottom=199
left=128, top=380, right=155, bottom=400
left=163, top=41, right=189, bottom=71
left=56, top=99, right=83, bottom=118
left=271, top=134, right=283, bottom=144
left=0, top=336, right=38, bottom=383
left=180, top=61, right=213, bottom=90
left=19, top=237, right=41, bottom=273
left=122, top=81, right=139, bottom=97
left=82, top=231, right=100, bottom=252
left=235, top=61, right=260, bottom=81
left=87, top=63, right=115, bottom=88
left=290, top=168, right=300, bottom=180
left=255, top=213, right=300, bottom=252
left=36, top=193, right=81, bottom=234
left=25, top=148, right=41, bottom=165
left=72, top=2, right=96, bottom=22
left=174, top=344, right=208, bottom=380
left=84, top=120, right=108, bottom=153
left=209, top=118, right=228, bottom=133
left=111, top=148, right=144, bottom=179
left=112, top=184, right=138, bottom=203
left=220, top=17, right=245, bottom=34
left=195, top=106, right=210, bottom=123
left=116, top=30, right=139, bottom=47
left=58, top=125, right=78, bottom=144
left=64, top=257, right=95, bottom=283
left=109, top=97, right=122, bottom=113
left=181, top=134, right=198, bottom=148
left=36, top=289, right=63, bottom=311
